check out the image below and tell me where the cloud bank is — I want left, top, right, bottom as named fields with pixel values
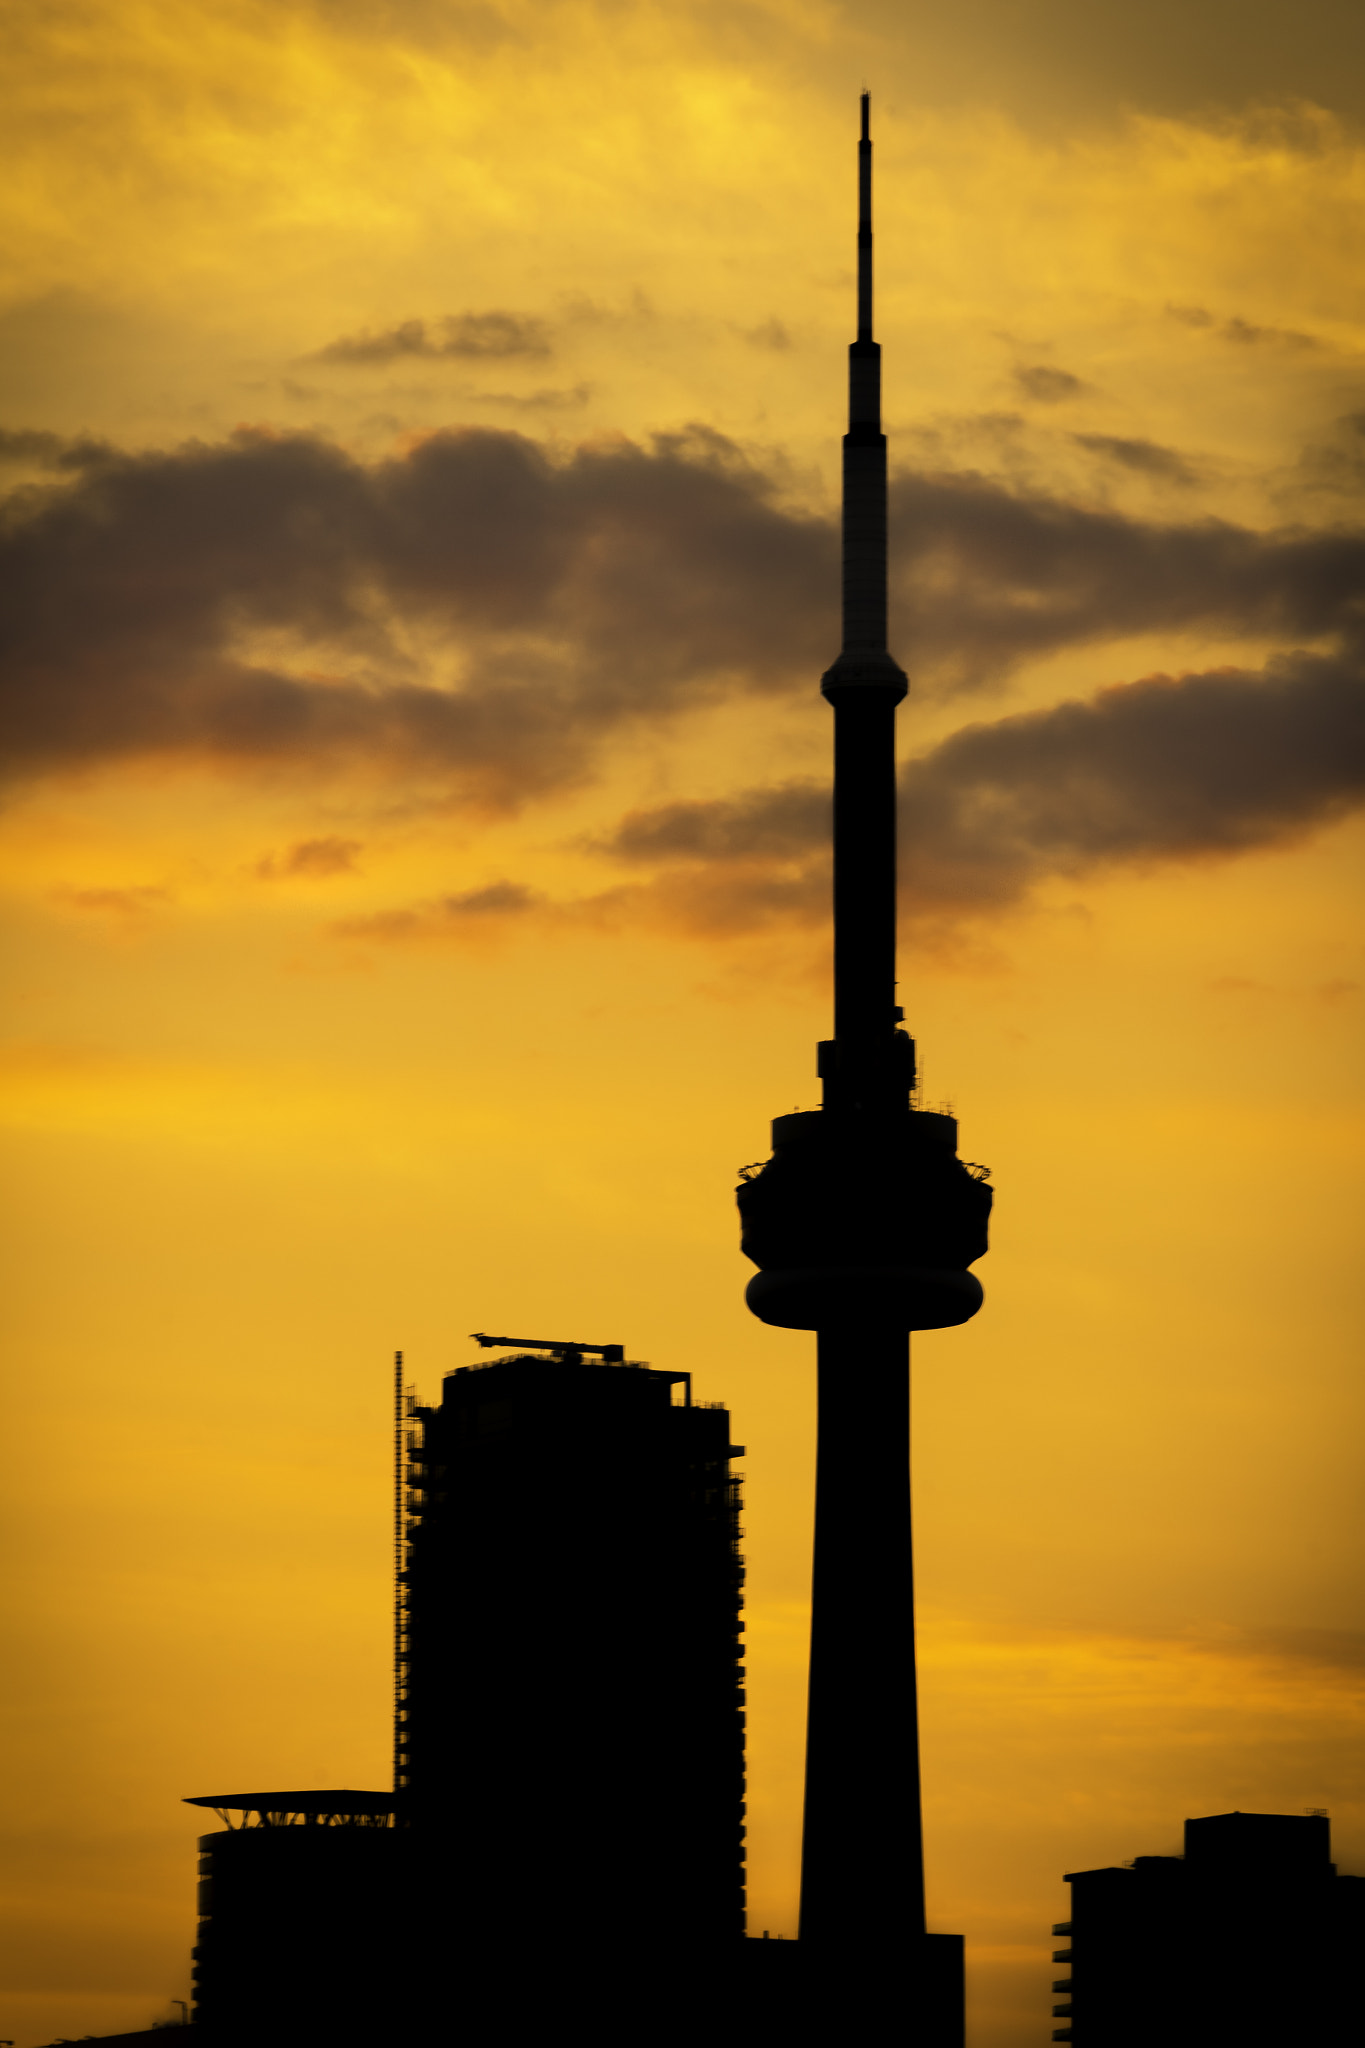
left=313, top=311, right=553, bottom=364
left=346, top=649, right=1365, bottom=947
left=1, top=423, right=1361, bottom=930
left=886, top=470, right=1365, bottom=689
left=591, top=648, right=1365, bottom=934
left=0, top=423, right=832, bottom=805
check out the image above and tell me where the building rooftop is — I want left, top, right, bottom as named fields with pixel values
left=184, top=1789, right=395, bottom=1827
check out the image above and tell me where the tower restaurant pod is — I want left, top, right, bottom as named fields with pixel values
left=738, top=1107, right=991, bottom=1331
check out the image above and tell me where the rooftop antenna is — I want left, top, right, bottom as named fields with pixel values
left=466, top=1331, right=690, bottom=1403
left=469, top=1332, right=625, bottom=1364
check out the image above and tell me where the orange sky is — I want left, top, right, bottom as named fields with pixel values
left=2, top=3, right=1363, bottom=2042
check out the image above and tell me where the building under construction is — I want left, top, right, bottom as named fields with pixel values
left=398, top=1336, right=748, bottom=1968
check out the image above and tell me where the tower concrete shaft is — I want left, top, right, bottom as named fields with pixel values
left=801, top=1328, right=925, bottom=1952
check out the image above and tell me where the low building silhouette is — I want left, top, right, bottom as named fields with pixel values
left=1051, top=1809, right=1363, bottom=2043
left=186, top=1791, right=399, bottom=2038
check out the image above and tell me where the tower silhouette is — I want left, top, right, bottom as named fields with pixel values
left=737, top=94, right=991, bottom=2039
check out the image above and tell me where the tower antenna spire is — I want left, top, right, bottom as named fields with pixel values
left=858, top=90, right=872, bottom=344
left=823, top=85, right=905, bottom=1089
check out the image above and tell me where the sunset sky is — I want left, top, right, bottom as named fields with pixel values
left=2, top=1, right=1363, bottom=2041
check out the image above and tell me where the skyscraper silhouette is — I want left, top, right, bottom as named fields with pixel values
left=737, top=95, right=991, bottom=2041
left=400, top=1337, right=747, bottom=1999
left=1051, top=1810, right=1364, bottom=2043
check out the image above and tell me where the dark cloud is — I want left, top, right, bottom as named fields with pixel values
left=2, top=419, right=1362, bottom=817
left=52, top=884, right=172, bottom=916
left=313, top=312, right=552, bottom=365
left=855, top=0, right=1365, bottom=132
left=899, top=646, right=1364, bottom=908
left=605, top=784, right=828, bottom=866
left=1222, top=316, right=1317, bottom=350
left=1166, top=304, right=1319, bottom=350
left=1282, top=410, right=1365, bottom=507
left=1013, top=364, right=1088, bottom=403
left=593, top=648, right=1365, bottom=931
left=0, top=428, right=74, bottom=464
left=0, top=422, right=833, bottom=805
left=1237, top=1625, right=1365, bottom=1675
left=0, top=427, right=114, bottom=470
left=477, top=383, right=591, bottom=412
left=887, top=470, right=1365, bottom=689
left=335, top=879, right=538, bottom=940
left=743, top=319, right=791, bottom=351
left=255, top=836, right=362, bottom=879
left=1072, top=434, right=1200, bottom=486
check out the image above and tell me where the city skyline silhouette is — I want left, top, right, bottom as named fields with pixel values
left=3, top=5, right=1362, bottom=2043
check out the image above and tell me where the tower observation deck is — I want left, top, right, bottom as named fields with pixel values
left=736, top=95, right=989, bottom=2041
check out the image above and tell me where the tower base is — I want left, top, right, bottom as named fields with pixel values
left=730, top=1933, right=965, bottom=2047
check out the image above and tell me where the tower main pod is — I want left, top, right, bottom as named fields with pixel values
left=737, top=96, right=990, bottom=2037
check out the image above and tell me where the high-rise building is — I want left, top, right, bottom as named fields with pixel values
left=1051, top=1810, right=1364, bottom=2043
left=399, top=1337, right=747, bottom=1969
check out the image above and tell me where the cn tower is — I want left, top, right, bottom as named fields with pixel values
left=737, top=94, right=991, bottom=2039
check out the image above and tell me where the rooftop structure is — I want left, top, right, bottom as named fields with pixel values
left=184, top=1790, right=396, bottom=1827
left=186, top=1789, right=402, bottom=2038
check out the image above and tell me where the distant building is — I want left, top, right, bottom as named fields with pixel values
left=186, top=1790, right=399, bottom=2037
left=399, top=1342, right=747, bottom=1968
left=1051, top=1809, right=1364, bottom=2043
